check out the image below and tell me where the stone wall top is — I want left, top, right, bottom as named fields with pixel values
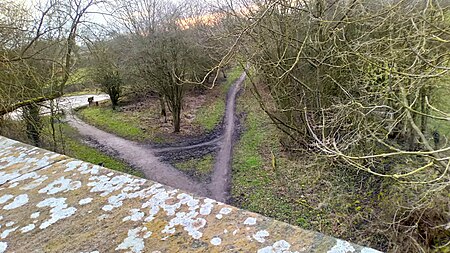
left=0, top=136, right=381, bottom=253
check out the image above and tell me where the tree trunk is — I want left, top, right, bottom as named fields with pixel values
left=221, top=68, right=227, bottom=79
left=109, top=86, right=120, bottom=110
left=159, top=94, right=167, bottom=123
left=111, top=94, right=116, bottom=109
left=24, top=104, right=41, bottom=147
left=49, top=100, right=57, bottom=151
left=420, top=87, right=428, bottom=134
left=173, top=105, right=181, bottom=133
left=0, top=116, right=4, bottom=135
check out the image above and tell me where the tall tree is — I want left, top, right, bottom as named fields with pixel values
left=89, top=39, right=124, bottom=109
left=111, top=0, right=214, bottom=132
left=0, top=0, right=100, bottom=117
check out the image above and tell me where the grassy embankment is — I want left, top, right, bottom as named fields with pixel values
left=64, top=68, right=100, bottom=96
left=77, top=106, right=151, bottom=142
left=174, top=154, right=214, bottom=182
left=0, top=118, right=143, bottom=178
left=231, top=81, right=387, bottom=249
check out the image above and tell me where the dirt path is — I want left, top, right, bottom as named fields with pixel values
left=66, top=72, right=246, bottom=202
left=66, top=114, right=208, bottom=197
left=208, top=72, right=246, bottom=202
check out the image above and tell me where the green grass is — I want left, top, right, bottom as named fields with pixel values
left=45, top=121, right=144, bottom=177
left=231, top=83, right=385, bottom=241
left=77, top=106, right=150, bottom=141
left=231, top=86, right=300, bottom=222
left=195, top=100, right=226, bottom=131
left=429, top=76, right=450, bottom=138
left=194, top=65, right=244, bottom=131
left=175, top=154, right=214, bottom=180
left=1, top=117, right=143, bottom=178
left=64, top=67, right=101, bottom=96
left=64, top=135, right=144, bottom=178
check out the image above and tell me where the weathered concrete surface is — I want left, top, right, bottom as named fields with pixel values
left=0, top=136, right=382, bottom=253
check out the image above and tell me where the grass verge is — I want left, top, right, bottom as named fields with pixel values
left=174, top=154, right=214, bottom=181
left=60, top=123, right=144, bottom=177
left=0, top=117, right=143, bottom=178
left=231, top=85, right=297, bottom=221
left=77, top=105, right=150, bottom=142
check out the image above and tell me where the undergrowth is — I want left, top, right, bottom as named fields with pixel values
left=230, top=82, right=446, bottom=252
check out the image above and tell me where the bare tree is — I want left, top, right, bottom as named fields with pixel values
left=110, top=0, right=216, bottom=132
left=88, top=39, right=124, bottom=109
left=0, top=0, right=100, bottom=117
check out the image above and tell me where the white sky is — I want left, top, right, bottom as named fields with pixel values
left=15, top=0, right=227, bottom=30
left=16, top=0, right=109, bottom=25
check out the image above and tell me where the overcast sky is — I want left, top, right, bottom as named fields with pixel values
left=17, top=0, right=109, bottom=25
left=16, top=0, right=226, bottom=30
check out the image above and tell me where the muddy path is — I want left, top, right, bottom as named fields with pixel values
left=66, top=114, right=208, bottom=197
left=207, top=72, right=246, bottom=202
left=66, top=72, right=246, bottom=202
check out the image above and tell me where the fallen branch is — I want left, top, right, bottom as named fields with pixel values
left=0, top=92, right=62, bottom=117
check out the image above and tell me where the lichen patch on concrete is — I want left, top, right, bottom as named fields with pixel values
left=39, top=177, right=82, bottom=195
left=79, top=198, right=93, bottom=205
left=20, top=224, right=35, bottom=233
left=36, top=197, right=77, bottom=229
left=244, top=217, right=257, bottom=225
left=3, top=194, right=28, bottom=210
left=0, top=242, right=7, bottom=253
left=115, top=227, right=146, bottom=253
